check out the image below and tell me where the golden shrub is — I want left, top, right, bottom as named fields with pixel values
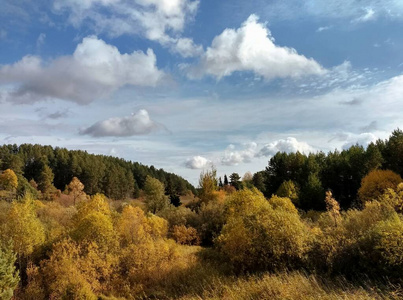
left=358, top=169, right=402, bottom=203
left=269, top=195, right=298, bottom=214
left=172, top=225, right=200, bottom=245
left=217, top=189, right=310, bottom=272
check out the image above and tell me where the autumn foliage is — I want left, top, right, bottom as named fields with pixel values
left=358, top=169, right=402, bottom=203
left=1, top=132, right=403, bottom=299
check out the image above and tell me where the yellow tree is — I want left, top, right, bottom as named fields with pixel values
left=325, top=190, right=341, bottom=227
left=73, top=193, right=116, bottom=251
left=378, top=183, right=403, bottom=213
left=358, top=169, right=402, bottom=203
left=0, top=169, right=18, bottom=192
left=198, top=167, right=218, bottom=204
left=117, top=205, right=151, bottom=246
left=3, top=195, right=45, bottom=265
left=75, top=193, right=111, bottom=222
left=68, top=177, right=85, bottom=205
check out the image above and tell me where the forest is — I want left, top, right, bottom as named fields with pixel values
left=1, top=130, right=403, bottom=299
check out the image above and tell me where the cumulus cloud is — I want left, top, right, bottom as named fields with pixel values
left=342, top=133, right=378, bottom=149
left=221, top=142, right=257, bottom=166
left=328, top=131, right=378, bottom=149
left=172, top=37, right=204, bottom=58
left=0, top=36, right=165, bottom=104
left=53, top=0, right=202, bottom=57
left=188, top=14, right=324, bottom=80
left=257, top=137, right=314, bottom=157
left=185, top=155, right=211, bottom=169
left=80, top=109, right=160, bottom=137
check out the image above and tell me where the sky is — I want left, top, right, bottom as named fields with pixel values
left=1, top=0, right=403, bottom=185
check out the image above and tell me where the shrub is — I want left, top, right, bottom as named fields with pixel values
left=358, top=216, right=403, bottom=279
left=196, top=201, right=226, bottom=246
left=158, top=205, right=198, bottom=229
left=217, top=189, right=310, bottom=272
left=33, top=239, right=117, bottom=298
left=378, top=183, right=403, bottom=213
left=172, top=225, right=200, bottom=245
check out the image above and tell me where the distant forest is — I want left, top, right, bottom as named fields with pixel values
left=0, top=144, right=195, bottom=200
left=216, top=129, right=403, bottom=211
left=0, top=129, right=403, bottom=212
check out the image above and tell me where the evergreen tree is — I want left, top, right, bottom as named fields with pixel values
left=38, top=164, right=56, bottom=200
left=223, top=174, right=229, bottom=186
left=229, top=173, right=242, bottom=190
left=0, top=243, right=19, bottom=300
left=169, top=194, right=182, bottom=207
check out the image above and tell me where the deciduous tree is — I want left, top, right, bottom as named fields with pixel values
left=358, top=169, right=402, bottom=204
left=144, top=176, right=169, bottom=214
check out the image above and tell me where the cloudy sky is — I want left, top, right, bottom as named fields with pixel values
left=1, top=0, right=403, bottom=185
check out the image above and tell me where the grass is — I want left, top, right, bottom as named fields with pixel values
left=138, top=246, right=403, bottom=300
left=176, top=272, right=402, bottom=300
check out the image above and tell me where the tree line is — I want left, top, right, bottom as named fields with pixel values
left=0, top=144, right=195, bottom=200
left=219, top=129, right=403, bottom=211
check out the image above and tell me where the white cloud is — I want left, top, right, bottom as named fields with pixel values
left=80, top=109, right=159, bottom=137
left=53, top=0, right=202, bottom=57
left=221, top=142, right=257, bottom=166
left=185, top=155, right=211, bottom=169
left=258, top=0, right=403, bottom=22
left=341, top=133, right=378, bottom=149
left=36, top=33, right=46, bottom=49
left=188, top=14, right=324, bottom=80
left=353, top=7, right=376, bottom=23
left=172, top=37, right=204, bottom=58
left=316, top=26, right=331, bottom=32
left=0, top=36, right=165, bottom=104
left=257, top=137, right=314, bottom=157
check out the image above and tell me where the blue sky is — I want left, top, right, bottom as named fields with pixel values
left=1, top=0, right=403, bottom=185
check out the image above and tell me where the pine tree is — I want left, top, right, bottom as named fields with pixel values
left=224, top=174, right=229, bottom=186
left=0, top=243, right=19, bottom=300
